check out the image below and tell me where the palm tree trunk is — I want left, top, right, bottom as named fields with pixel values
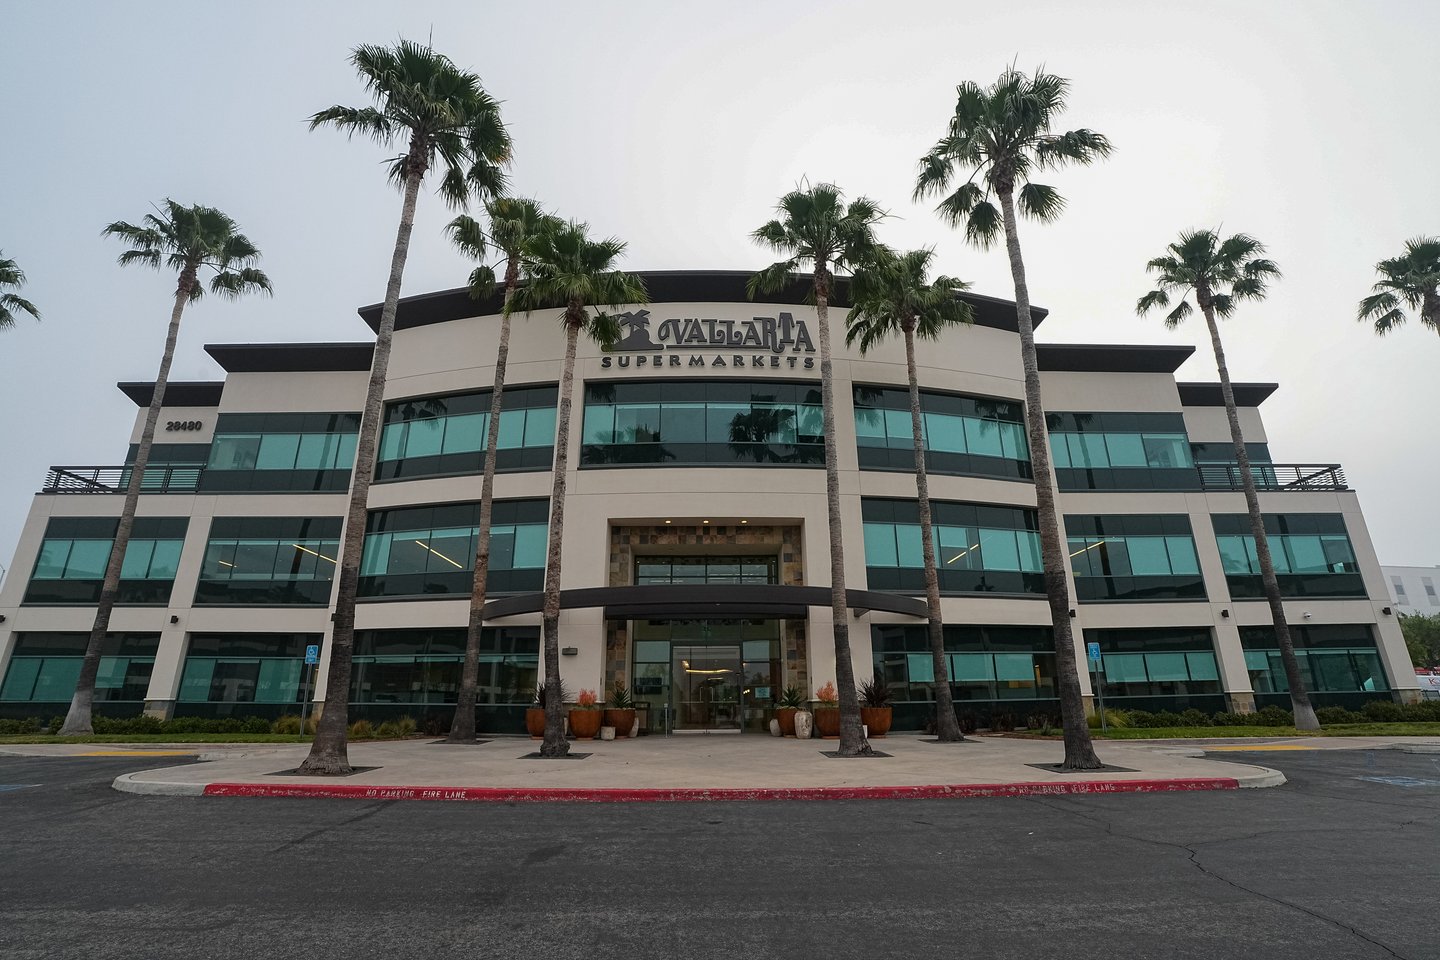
left=997, top=185, right=1101, bottom=769
left=906, top=322, right=963, bottom=741
left=539, top=306, right=581, bottom=758
left=298, top=157, right=425, bottom=775
left=1197, top=295, right=1319, bottom=731
left=448, top=257, right=521, bottom=743
left=60, top=270, right=194, bottom=735
left=814, top=266, right=869, bottom=757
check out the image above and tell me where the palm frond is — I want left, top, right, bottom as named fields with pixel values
left=1017, top=182, right=1065, bottom=222
left=747, top=260, right=798, bottom=299
left=1135, top=289, right=1169, bottom=317
left=964, top=200, right=1003, bottom=249
left=1163, top=299, right=1193, bottom=329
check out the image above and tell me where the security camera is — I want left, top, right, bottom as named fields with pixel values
left=1302, top=612, right=1312, bottom=620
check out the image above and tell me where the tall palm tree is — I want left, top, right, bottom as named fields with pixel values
left=1138, top=229, right=1318, bottom=731
left=0, top=251, right=40, bottom=331
left=299, top=40, right=512, bottom=775
left=60, top=202, right=270, bottom=735
left=508, top=220, right=648, bottom=758
left=445, top=198, right=561, bottom=743
left=1358, top=237, right=1440, bottom=338
left=915, top=67, right=1111, bottom=769
left=846, top=246, right=974, bottom=742
left=749, top=183, right=885, bottom=758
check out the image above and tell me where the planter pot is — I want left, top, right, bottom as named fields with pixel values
left=861, top=706, right=893, bottom=738
left=813, top=707, right=840, bottom=739
left=568, top=709, right=603, bottom=740
left=604, top=708, right=636, bottom=737
left=775, top=707, right=798, bottom=737
left=794, top=710, right=814, bottom=740
left=600, top=726, right=616, bottom=741
left=525, top=707, right=546, bottom=739
left=769, top=719, right=781, bottom=737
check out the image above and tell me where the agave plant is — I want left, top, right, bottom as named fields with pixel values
left=857, top=676, right=892, bottom=708
left=778, top=685, right=806, bottom=709
left=533, top=680, right=571, bottom=708
left=608, top=682, right=634, bottom=709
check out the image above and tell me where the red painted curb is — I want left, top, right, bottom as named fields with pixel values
left=201, top=777, right=1239, bottom=802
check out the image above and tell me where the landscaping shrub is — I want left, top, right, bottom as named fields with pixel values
left=1123, top=709, right=1154, bottom=728
left=272, top=715, right=302, bottom=734
left=0, top=717, right=43, bottom=735
left=1024, top=713, right=1059, bottom=733
left=1178, top=708, right=1212, bottom=727
left=92, top=714, right=165, bottom=735
left=989, top=712, right=1016, bottom=732
left=1363, top=700, right=1406, bottom=723
left=1087, top=707, right=1130, bottom=729
left=1402, top=700, right=1440, bottom=722
left=375, top=720, right=401, bottom=739
left=1210, top=711, right=1250, bottom=726
left=1253, top=705, right=1293, bottom=727
left=348, top=719, right=374, bottom=740
left=47, top=717, right=63, bottom=734
left=1315, top=706, right=1365, bottom=725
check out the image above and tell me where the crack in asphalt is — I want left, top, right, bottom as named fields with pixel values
left=270, top=801, right=394, bottom=853
left=1024, top=796, right=1413, bottom=960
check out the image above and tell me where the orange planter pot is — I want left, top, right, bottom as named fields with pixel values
left=861, top=706, right=893, bottom=738
left=568, top=709, right=603, bottom=740
left=525, top=707, right=546, bottom=739
left=813, top=707, right=841, bottom=739
left=775, top=707, right=798, bottom=737
left=603, top=708, right=636, bottom=737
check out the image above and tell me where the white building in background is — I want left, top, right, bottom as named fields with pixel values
left=1382, top=565, right=1440, bottom=618
left=0, top=272, right=1422, bottom=731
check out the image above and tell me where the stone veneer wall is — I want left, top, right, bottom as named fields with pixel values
left=604, top=524, right=808, bottom=693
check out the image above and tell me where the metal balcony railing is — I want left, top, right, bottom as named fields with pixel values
left=41, top=464, right=205, bottom=494
left=1196, top=463, right=1348, bottom=492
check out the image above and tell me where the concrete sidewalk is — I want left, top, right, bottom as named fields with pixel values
left=0, top=733, right=1306, bottom=801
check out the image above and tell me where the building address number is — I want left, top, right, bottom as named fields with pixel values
left=165, top=420, right=204, bottom=432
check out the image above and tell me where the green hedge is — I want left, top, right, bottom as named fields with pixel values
left=0, top=714, right=423, bottom=738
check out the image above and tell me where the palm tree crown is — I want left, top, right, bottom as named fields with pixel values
left=845, top=246, right=973, bottom=350
left=310, top=39, right=512, bottom=207
left=447, top=197, right=562, bottom=296
left=1136, top=229, right=1281, bottom=325
left=1357, top=236, right=1440, bottom=336
left=509, top=220, right=648, bottom=327
left=0, top=252, right=40, bottom=330
left=102, top=201, right=271, bottom=301
left=913, top=67, right=1112, bottom=247
left=748, top=184, right=884, bottom=296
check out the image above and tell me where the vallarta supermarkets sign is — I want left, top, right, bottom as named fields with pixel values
left=600, top=310, right=817, bottom=371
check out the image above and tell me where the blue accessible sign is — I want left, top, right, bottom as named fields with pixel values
left=1086, top=642, right=1101, bottom=663
left=304, top=644, right=320, bottom=665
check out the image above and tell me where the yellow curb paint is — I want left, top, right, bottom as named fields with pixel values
left=73, top=750, right=197, bottom=757
left=1206, top=744, right=1316, bottom=752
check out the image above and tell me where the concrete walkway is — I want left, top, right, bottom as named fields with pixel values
left=1, top=733, right=1313, bottom=801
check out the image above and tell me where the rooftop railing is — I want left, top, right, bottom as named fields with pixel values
left=1196, top=463, right=1348, bottom=492
left=41, top=464, right=205, bottom=494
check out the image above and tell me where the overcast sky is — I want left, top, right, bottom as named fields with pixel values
left=1, top=0, right=1437, bottom=578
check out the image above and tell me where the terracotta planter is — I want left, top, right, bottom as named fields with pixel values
left=775, top=707, right=798, bottom=737
left=813, top=707, right=840, bottom=739
left=568, top=708, right=603, bottom=740
left=603, top=708, right=636, bottom=737
left=525, top=707, right=546, bottom=739
left=861, top=706, right=893, bottom=738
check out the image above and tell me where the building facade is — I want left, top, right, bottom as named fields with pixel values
left=0, top=272, right=1420, bottom=731
left=1381, top=564, right=1440, bottom=619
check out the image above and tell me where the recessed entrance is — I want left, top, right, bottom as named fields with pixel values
left=632, top=619, right=781, bottom=734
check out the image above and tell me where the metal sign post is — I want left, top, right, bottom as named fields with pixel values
left=1086, top=642, right=1106, bottom=732
left=300, top=644, right=320, bottom=735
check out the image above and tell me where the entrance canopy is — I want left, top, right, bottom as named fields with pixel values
left=479, top=583, right=927, bottom=620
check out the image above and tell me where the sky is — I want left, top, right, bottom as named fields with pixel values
left=1, top=0, right=1437, bottom=579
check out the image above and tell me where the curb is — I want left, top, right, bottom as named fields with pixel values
left=1391, top=743, right=1440, bottom=754
left=109, top=776, right=1252, bottom=802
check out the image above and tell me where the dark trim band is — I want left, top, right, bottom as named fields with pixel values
left=479, top=583, right=928, bottom=620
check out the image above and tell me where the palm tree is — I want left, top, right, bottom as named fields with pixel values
left=1138, top=229, right=1318, bottom=731
left=0, top=252, right=40, bottom=331
left=846, top=246, right=974, bottom=742
left=445, top=198, right=560, bottom=743
left=1358, top=237, right=1440, bottom=337
left=60, top=202, right=270, bottom=735
left=509, top=220, right=648, bottom=758
left=914, top=67, right=1111, bottom=769
left=299, top=40, right=512, bottom=775
left=749, top=183, right=885, bottom=758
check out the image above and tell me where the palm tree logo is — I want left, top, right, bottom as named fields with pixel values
left=611, top=309, right=660, bottom=351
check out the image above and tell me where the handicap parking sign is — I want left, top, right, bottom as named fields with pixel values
left=1086, top=642, right=1101, bottom=662
left=305, top=644, right=320, bottom=665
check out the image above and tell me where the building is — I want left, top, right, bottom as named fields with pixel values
left=1381, top=564, right=1440, bottom=618
left=0, top=272, right=1421, bottom=731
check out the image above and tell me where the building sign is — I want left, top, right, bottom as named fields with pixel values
left=600, top=310, right=817, bottom=371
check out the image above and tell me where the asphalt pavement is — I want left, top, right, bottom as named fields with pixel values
left=2, top=748, right=1438, bottom=960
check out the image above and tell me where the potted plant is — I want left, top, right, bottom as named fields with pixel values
left=604, top=682, right=636, bottom=738
left=526, top=680, right=570, bottom=739
left=858, top=674, right=893, bottom=738
left=775, top=685, right=805, bottom=737
left=568, top=688, right=603, bottom=740
left=812, top=681, right=841, bottom=739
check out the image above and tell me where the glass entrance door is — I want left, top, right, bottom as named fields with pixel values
left=672, top=644, right=741, bottom=731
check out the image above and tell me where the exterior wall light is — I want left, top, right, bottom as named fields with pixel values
left=1381, top=606, right=1393, bottom=615
left=1220, top=609, right=1230, bottom=618
left=169, top=614, right=180, bottom=624
left=561, top=646, right=578, bottom=656
left=1067, top=609, right=1076, bottom=618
